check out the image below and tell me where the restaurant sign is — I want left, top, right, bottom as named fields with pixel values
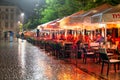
left=103, top=12, right=120, bottom=22
left=112, top=13, right=120, bottom=18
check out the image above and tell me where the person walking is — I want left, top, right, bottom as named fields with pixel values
left=9, top=31, right=14, bottom=42
left=4, top=32, right=8, bottom=41
left=21, top=32, right=24, bottom=42
left=36, top=29, right=39, bottom=37
left=16, top=32, right=20, bottom=41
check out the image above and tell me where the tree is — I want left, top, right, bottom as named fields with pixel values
left=24, top=0, right=120, bottom=30
left=23, top=0, right=46, bottom=30
left=40, top=0, right=82, bottom=23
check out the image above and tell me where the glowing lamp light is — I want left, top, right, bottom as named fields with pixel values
left=21, top=13, right=24, bottom=17
left=99, top=23, right=106, bottom=28
left=117, top=24, right=120, bottom=28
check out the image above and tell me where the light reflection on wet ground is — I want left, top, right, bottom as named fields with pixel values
left=0, top=39, right=98, bottom=80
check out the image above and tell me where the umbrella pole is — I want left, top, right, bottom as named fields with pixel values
left=104, top=24, right=107, bottom=44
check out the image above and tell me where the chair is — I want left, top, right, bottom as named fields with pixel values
left=82, top=47, right=96, bottom=64
left=99, top=49, right=120, bottom=75
left=63, top=43, right=73, bottom=58
left=76, top=43, right=83, bottom=59
left=54, top=43, right=63, bottom=58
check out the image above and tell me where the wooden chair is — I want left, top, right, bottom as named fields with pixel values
left=82, top=47, right=96, bottom=64
left=99, top=49, right=120, bottom=75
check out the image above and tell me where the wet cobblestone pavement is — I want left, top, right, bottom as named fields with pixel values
left=0, top=39, right=99, bottom=80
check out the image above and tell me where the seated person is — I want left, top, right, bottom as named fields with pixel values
left=60, top=34, right=65, bottom=40
left=67, top=34, right=74, bottom=42
left=96, top=34, right=104, bottom=43
left=117, top=42, right=120, bottom=54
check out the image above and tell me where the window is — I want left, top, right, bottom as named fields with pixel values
left=11, top=8, right=14, bottom=12
left=0, top=15, right=1, bottom=20
left=2, top=15, right=4, bottom=20
left=10, top=22, right=13, bottom=28
left=5, top=22, right=8, bottom=28
left=10, top=13, right=14, bottom=20
left=0, top=22, right=1, bottom=27
left=6, top=8, right=9, bottom=12
left=5, top=14, right=9, bottom=20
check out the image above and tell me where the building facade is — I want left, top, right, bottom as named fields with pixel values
left=0, top=3, right=22, bottom=39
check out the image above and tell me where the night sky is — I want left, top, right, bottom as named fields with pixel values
left=0, top=0, right=41, bottom=17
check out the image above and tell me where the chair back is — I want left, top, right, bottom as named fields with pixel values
left=84, top=43, right=89, bottom=49
left=82, top=47, right=87, bottom=54
left=64, top=43, right=73, bottom=51
left=99, top=48, right=109, bottom=61
left=99, top=53, right=109, bottom=61
left=99, top=48, right=107, bottom=53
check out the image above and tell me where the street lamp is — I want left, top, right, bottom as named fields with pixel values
left=20, top=12, right=25, bottom=32
left=21, top=13, right=24, bottom=24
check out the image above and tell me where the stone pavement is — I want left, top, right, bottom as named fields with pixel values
left=70, top=58, right=120, bottom=80
left=0, top=39, right=99, bottom=80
